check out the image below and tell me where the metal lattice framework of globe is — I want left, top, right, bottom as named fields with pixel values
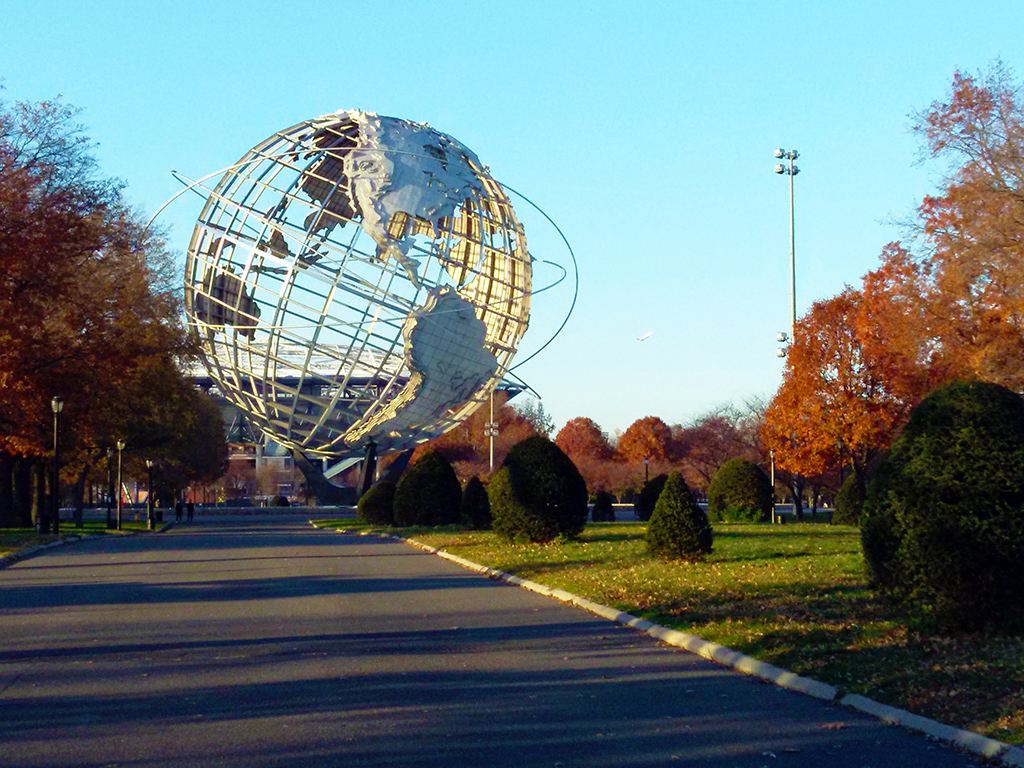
left=183, top=110, right=532, bottom=461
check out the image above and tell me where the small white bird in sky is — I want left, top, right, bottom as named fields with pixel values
left=637, top=331, right=653, bottom=342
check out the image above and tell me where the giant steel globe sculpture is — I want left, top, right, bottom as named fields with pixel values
left=183, top=111, right=532, bottom=465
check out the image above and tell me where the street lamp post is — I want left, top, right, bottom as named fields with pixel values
left=146, top=459, right=155, bottom=530
left=644, top=457, right=649, bottom=484
left=774, top=148, right=800, bottom=350
left=115, top=440, right=125, bottom=531
left=49, top=397, right=64, bottom=535
left=106, top=448, right=115, bottom=529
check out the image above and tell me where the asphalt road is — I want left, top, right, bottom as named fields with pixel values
left=0, top=516, right=984, bottom=768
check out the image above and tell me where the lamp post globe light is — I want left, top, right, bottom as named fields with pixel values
left=47, top=396, right=64, bottom=535
left=115, top=440, right=125, bottom=531
left=773, top=148, right=800, bottom=356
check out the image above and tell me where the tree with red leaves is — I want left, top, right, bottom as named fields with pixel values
left=0, top=91, right=217, bottom=527
left=555, top=417, right=613, bottom=464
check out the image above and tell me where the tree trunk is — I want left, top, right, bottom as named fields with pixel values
left=0, top=453, right=12, bottom=528
left=852, top=456, right=868, bottom=489
left=810, top=482, right=821, bottom=518
left=32, top=460, right=46, bottom=531
left=73, top=463, right=90, bottom=528
left=13, top=456, right=33, bottom=527
left=789, top=475, right=805, bottom=520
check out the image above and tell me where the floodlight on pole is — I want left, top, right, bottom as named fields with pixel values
left=485, top=389, right=499, bottom=472
left=776, top=331, right=789, bottom=358
left=773, top=148, right=800, bottom=351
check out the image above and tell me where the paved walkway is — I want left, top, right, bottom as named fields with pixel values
left=0, top=517, right=987, bottom=767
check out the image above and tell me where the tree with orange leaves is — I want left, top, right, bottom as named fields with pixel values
left=617, top=416, right=674, bottom=463
left=763, top=61, right=1024, bottom=514
left=908, top=60, right=1024, bottom=388
left=856, top=243, right=947, bottom=406
left=761, top=288, right=907, bottom=497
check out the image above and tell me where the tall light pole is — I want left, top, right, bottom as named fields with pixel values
left=485, top=389, right=499, bottom=472
left=49, top=397, right=64, bottom=535
left=115, top=440, right=125, bottom=531
left=774, top=148, right=800, bottom=349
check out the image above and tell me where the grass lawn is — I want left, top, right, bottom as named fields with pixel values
left=0, top=520, right=153, bottom=559
left=314, top=517, right=1024, bottom=745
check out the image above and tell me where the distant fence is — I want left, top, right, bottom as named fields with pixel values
left=171, top=505, right=358, bottom=517
left=64, top=505, right=358, bottom=520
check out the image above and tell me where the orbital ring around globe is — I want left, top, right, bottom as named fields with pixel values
left=163, top=110, right=575, bottom=466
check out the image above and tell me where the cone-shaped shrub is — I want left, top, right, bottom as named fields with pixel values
left=393, top=449, right=461, bottom=527
left=634, top=474, right=668, bottom=522
left=862, top=381, right=1024, bottom=630
left=591, top=490, right=615, bottom=522
left=461, top=475, right=491, bottom=530
left=832, top=473, right=865, bottom=526
left=707, top=458, right=772, bottom=523
left=357, top=479, right=395, bottom=525
left=489, top=435, right=588, bottom=543
left=646, top=471, right=713, bottom=560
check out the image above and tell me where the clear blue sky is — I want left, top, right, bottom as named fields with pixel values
left=3, top=1, right=1022, bottom=437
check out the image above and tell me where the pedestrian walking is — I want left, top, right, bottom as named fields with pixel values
left=175, top=501, right=183, bottom=521
left=187, top=501, right=194, bottom=521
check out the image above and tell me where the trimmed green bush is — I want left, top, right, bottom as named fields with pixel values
left=862, top=381, right=1024, bottom=630
left=832, top=473, right=865, bottom=526
left=715, top=505, right=764, bottom=523
left=489, top=435, right=588, bottom=543
left=591, top=490, right=615, bottom=522
left=393, top=449, right=462, bottom=527
left=707, top=458, right=772, bottom=523
left=460, top=475, right=491, bottom=530
left=634, top=474, right=668, bottom=522
left=357, top=479, right=396, bottom=525
left=646, top=471, right=713, bottom=560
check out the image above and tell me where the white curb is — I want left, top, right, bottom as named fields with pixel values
left=316, top=525, right=1021, bottom=767
left=840, top=694, right=1013, bottom=759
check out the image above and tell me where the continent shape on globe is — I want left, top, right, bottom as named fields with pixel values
left=184, top=110, right=533, bottom=461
